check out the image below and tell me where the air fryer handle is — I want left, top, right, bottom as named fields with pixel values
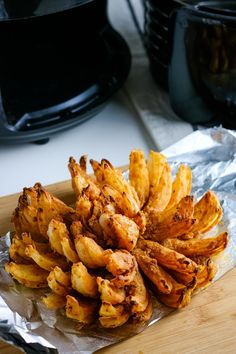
left=168, top=7, right=213, bottom=124
left=0, top=99, right=17, bottom=140
left=0, top=115, right=51, bottom=143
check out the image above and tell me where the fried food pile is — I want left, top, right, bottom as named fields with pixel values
left=5, top=150, right=229, bottom=328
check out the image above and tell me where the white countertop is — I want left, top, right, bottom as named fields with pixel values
left=0, top=90, right=151, bottom=196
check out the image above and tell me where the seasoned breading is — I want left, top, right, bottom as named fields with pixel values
left=47, top=267, right=71, bottom=296
left=37, top=185, right=76, bottom=237
left=91, top=158, right=140, bottom=214
left=129, top=149, right=149, bottom=208
left=74, top=235, right=108, bottom=268
left=99, top=213, right=140, bottom=251
left=68, top=156, right=100, bottom=200
left=137, top=238, right=198, bottom=275
left=42, top=293, right=66, bottom=309
left=133, top=248, right=173, bottom=294
left=66, top=295, right=97, bottom=324
left=166, top=164, right=192, bottom=210
left=5, top=262, right=49, bottom=288
left=99, top=303, right=130, bottom=328
left=146, top=162, right=172, bottom=212
left=191, top=191, right=223, bottom=235
left=144, top=196, right=195, bottom=241
left=97, top=277, right=126, bottom=304
left=12, top=186, right=42, bottom=240
left=71, top=262, right=98, bottom=298
left=162, top=232, right=228, bottom=257
left=25, top=245, right=68, bottom=271
left=7, top=149, right=229, bottom=327
left=105, top=250, right=138, bottom=288
left=126, top=270, right=149, bottom=314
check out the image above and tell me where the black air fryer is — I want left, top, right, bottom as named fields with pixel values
left=144, top=0, right=194, bottom=90
left=0, top=0, right=131, bottom=144
left=144, top=0, right=236, bottom=127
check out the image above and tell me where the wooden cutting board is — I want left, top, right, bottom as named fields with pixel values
left=1, top=179, right=236, bottom=354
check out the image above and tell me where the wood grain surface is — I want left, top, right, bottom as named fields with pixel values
left=1, top=178, right=236, bottom=354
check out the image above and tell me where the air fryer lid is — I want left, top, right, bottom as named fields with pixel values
left=0, top=0, right=93, bottom=19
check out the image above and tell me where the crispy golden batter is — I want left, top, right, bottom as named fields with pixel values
left=47, top=267, right=71, bottom=296
left=12, top=186, right=42, bottom=240
left=99, top=303, right=130, bottom=328
left=162, top=232, right=228, bottom=257
left=145, top=196, right=195, bottom=241
left=147, top=150, right=166, bottom=193
left=166, top=164, right=192, bottom=210
left=157, top=284, right=194, bottom=309
left=99, top=302, right=124, bottom=317
left=101, top=184, right=137, bottom=218
left=25, top=245, right=68, bottom=271
left=126, top=270, right=149, bottom=314
left=47, top=278, right=67, bottom=295
left=133, top=248, right=173, bottom=294
left=75, top=195, right=93, bottom=222
left=47, top=219, right=78, bottom=262
left=132, top=292, right=153, bottom=323
left=61, top=237, right=79, bottom=263
left=129, top=149, right=149, bottom=208
left=5, top=262, right=49, bottom=288
left=137, top=238, right=198, bottom=275
left=68, top=156, right=100, bottom=200
left=101, top=160, right=140, bottom=207
left=9, top=232, right=49, bottom=264
left=99, top=213, right=140, bottom=251
left=37, top=185, right=76, bottom=237
left=13, top=184, right=76, bottom=240
left=97, top=277, right=126, bottom=304
left=91, top=158, right=140, bottom=214
left=68, top=156, right=89, bottom=197
left=87, top=200, right=104, bottom=238
left=74, top=235, right=107, bottom=268
left=146, top=162, right=172, bottom=212
left=21, top=233, right=49, bottom=253
left=66, top=295, right=97, bottom=324
left=9, top=234, right=32, bottom=263
left=42, top=293, right=66, bottom=309
left=169, top=269, right=196, bottom=286
left=71, top=262, right=98, bottom=298
left=89, top=159, right=104, bottom=183
left=47, top=219, right=68, bottom=255
left=132, top=211, right=146, bottom=235
left=193, top=256, right=217, bottom=289
left=191, top=191, right=223, bottom=235
left=7, top=149, right=229, bottom=323
left=154, top=268, right=196, bottom=309
left=51, top=266, right=71, bottom=287
left=99, top=313, right=130, bottom=328
left=82, top=183, right=101, bottom=203
left=70, top=220, right=83, bottom=238
left=105, top=250, right=138, bottom=288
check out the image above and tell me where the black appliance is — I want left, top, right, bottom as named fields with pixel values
left=0, top=0, right=131, bottom=144
left=144, top=0, right=187, bottom=90
left=144, top=0, right=236, bottom=127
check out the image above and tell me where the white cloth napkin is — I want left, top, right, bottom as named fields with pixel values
left=108, top=0, right=194, bottom=150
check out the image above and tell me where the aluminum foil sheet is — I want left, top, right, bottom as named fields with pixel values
left=0, top=127, right=236, bottom=354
